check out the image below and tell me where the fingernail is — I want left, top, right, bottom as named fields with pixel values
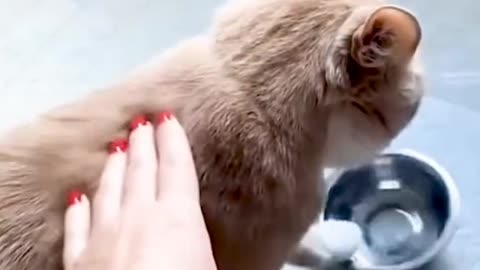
left=108, top=138, right=128, bottom=154
left=157, top=111, right=173, bottom=125
left=129, top=115, right=148, bottom=131
left=67, top=191, right=83, bottom=206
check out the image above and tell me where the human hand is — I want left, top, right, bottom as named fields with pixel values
left=63, top=112, right=217, bottom=270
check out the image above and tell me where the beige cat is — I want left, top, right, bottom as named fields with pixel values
left=0, top=0, right=423, bottom=269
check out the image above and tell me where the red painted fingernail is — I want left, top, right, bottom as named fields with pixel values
left=108, top=138, right=128, bottom=154
left=129, top=115, right=148, bottom=131
left=67, top=191, right=82, bottom=206
left=157, top=111, right=173, bottom=125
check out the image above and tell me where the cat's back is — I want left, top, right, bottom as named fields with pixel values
left=0, top=34, right=249, bottom=270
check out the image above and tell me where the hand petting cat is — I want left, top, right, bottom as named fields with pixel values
left=63, top=113, right=217, bottom=270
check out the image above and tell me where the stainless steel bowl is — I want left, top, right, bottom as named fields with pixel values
left=322, top=149, right=461, bottom=270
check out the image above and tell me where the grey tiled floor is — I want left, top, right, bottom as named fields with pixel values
left=391, top=0, right=480, bottom=112
left=0, top=0, right=479, bottom=270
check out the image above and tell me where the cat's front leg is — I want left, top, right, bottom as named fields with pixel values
left=287, top=246, right=355, bottom=270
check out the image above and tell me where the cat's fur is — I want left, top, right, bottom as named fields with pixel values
left=0, top=0, right=424, bottom=269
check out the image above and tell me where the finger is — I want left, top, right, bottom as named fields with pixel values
left=155, top=112, right=199, bottom=202
left=123, top=115, right=158, bottom=205
left=63, top=192, right=90, bottom=270
left=92, top=139, right=128, bottom=228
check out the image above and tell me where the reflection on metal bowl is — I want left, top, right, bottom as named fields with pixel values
left=322, top=149, right=461, bottom=270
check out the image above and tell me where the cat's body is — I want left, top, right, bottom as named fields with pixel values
left=0, top=0, right=424, bottom=270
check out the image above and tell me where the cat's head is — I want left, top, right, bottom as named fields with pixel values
left=325, top=4, right=422, bottom=94
left=211, top=0, right=421, bottom=101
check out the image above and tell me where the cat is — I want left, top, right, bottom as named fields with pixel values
left=0, top=0, right=424, bottom=269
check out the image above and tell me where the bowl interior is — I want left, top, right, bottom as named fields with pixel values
left=323, top=153, right=451, bottom=267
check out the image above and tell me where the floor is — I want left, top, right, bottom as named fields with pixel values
left=0, top=0, right=479, bottom=269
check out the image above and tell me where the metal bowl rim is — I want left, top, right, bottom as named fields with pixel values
left=321, top=148, right=461, bottom=270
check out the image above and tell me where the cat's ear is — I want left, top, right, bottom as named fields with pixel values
left=351, top=6, right=421, bottom=68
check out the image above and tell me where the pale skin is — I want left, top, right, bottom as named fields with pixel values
left=62, top=112, right=217, bottom=270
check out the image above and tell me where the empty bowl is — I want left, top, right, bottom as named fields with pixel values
left=322, top=149, right=461, bottom=270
